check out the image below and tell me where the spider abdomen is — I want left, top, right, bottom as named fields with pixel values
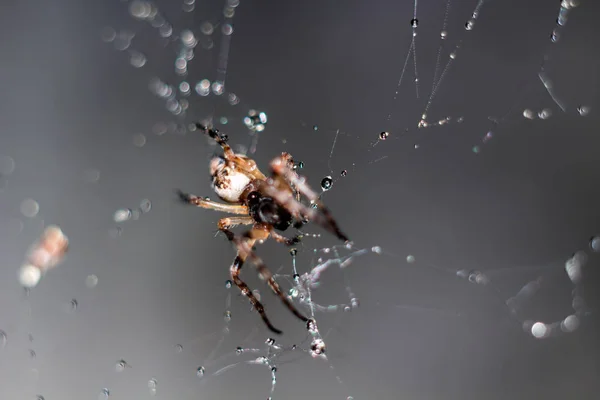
left=211, top=167, right=251, bottom=203
left=247, top=192, right=293, bottom=231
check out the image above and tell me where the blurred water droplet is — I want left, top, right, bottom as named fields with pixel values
left=406, top=255, right=415, bottom=263
left=85, top=274, right=98, bottom=288
left=577, top=105, right=590, bottom=116
left=109, top=227, right=122, bottom=238
left=20, top=198, right=39, bottom=218
left=590, top=236, right=600, bottom=252
left=140, top=199, right=152, bottom=213
left=101, top=27, right=116, bottom=42
left=98, top=388, right=110, bottom=399
left=115, top=359, right=127, bottom=372
left=531, top=322, right=548, bottom=338
left=130, top=51, right=147, bottom=68
left=0, top=155, right=15, bottom=175
left=197, top=366, right=205, bottom=377
left=175, top=344, right=183, bottom=353
left=522, top=109, right=535, bottom=119
left=201, top=21, right=214, bottom=35
left=113, top=209, right=132, bottom=223
left=222, top=24, right=233, bottom=35
left=0, top=330, right=6, bottom=348
left=538, top=109, right=552, bottom=119
left=133, top=133, right=147, bottom=147
left=83, top=168, right=100, bottom=183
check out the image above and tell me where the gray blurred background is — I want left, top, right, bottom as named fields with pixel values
left=1, top=0, right=599, bottom=399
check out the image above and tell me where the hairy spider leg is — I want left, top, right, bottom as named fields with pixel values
left=270, top=230, right=302, bottom=246
left=267, top=155, right=350, bottom=243
left=220, top=224, right=309, bottom=334
left=176, top=190, right=248, bottom=214
left=218, top=216, right=254, bottom=230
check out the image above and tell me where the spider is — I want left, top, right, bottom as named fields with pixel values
left=177, top=123, right=350, bottom=334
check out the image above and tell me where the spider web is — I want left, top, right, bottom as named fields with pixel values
left=0, top=0, right=598, bottom=399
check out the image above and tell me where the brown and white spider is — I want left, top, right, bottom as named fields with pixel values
left=177, top=123, right=350, bottom=334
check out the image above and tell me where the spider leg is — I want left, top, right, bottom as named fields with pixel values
left=217, top=216, right=254, bottom=230
left=266, top=155, right=350, bottom=243
left=220, top=225, right=309, bottom=334
left=270, top=229, right=302, bottom=246
left=176, top=190, right=248, bottom=214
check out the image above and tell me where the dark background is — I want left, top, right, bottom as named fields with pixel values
left=1, top=0, right=599, bottom=399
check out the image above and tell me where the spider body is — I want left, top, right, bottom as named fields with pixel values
left=247, top=191, right=294, bottom=232
left=178, top=124, right=350, bottom=334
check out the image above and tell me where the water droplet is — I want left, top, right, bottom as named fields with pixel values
left=129, top=51, right=147, bottom=68
left=236, top=346, right=244, bottom=355
left=113, top=208, right=132, bottom=223
left=449, top=52, right=456, bottom=59
left=20, top=198, right=39, bottom=218
left=69, top=299, right=78, bottom=311
left=201, top=21, right=214, bottom=35
left=148, top=378, right=157, bottom=389
left=410, top=18, right=418, bottom=28
left=289, top=248, right=297, bottom=256
left=225, top=280, right=232, bottom=289
left=265, top=338, right=275, bottom=346
left=244, top=110, right=268, bottom=132
left=306, top=319, right=318, bottom=334
left=224, top=310, right=232, bottom=321
left=440, top=30, right=447, bottom=39
left=310, top=338, right=326, bottom=357
left=340, top=169, right=347, bottom=177
left=0, top=155, right=15, bottom=175
left=211, top=81, right=224, bottom=95
left=197, top=366, right=205, bottom=377
left=222, top=23, right=233, bottom=35
left=176, top=344, right=183, bottom=353
left=129, top=0, right=151, bottom=19
left=523, top=109, right=535, bottom=119
left=531, top=322, right=548, bottom=338
left=590, top=236, right=600, bottom=252
left=379, top=131, right=389, bottom=140
left=139, top=199, right=152, bottom=213
left=472, top=146, right=480, bottom=154
left=312, top=125, right=319, bottom=131
left=561, top=314, right=580, bottom=333
left=577, top=105, right=590, bottom=116
left=297, top=161, right=305, bottom=169
left=133, top=133, right=147, bottom=147
left=538, top=109, right=552, bottom=119
left=465, top=19, right=474, bottom=30
left=36, top=396, right=45, bottom=400
left=101, top=26, right=116, bottom=42
left=406, top=255, right=415, bottom=263
left=320, top=176, right=333, bottom=191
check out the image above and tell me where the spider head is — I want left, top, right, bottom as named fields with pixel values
left=247, top=191, right=293, bottom=231
left=209, top=155, right=226, bottom=177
